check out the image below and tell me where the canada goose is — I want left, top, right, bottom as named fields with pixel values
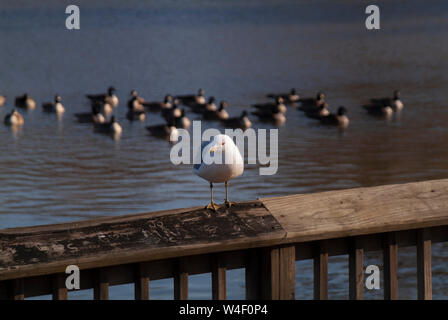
left=370, top=90, right=403, bottom=111
left=127, top=91, right=145, bottom=113
left=298, top=92, right=327, bottom=111
left=143, top=95, right=172, bottom=112
left=222, top=110, right=252, bottom=130
left=363, top=103, right=393, bottom=118
left=94, top=116, right=122, bottom=135
left=130, top=89, right=145, bottom=103
left=175, top=109, right=191, bottom=129
left=252, top=97, right=287, bottom=114
left=0, top=95, right=5, bottom=107
left=266, top=88, right=300, bottom=104
left=87, top=86, right=119, bottom=107
left=90, top=100, right=113, bottom=116
left=162, top=100, right=182, bottom=121
left=15, top=93, right=36, bottom=110
left=4, top=109, right=24, bottom=126
left=177, top=88, right=206, bottom=106
left=203, top=101, right=229, bottom=120
left=126, top=109, right=146, bottom=121
left=74, top=104, right=106, bottom=124
left=189, top=96, right=217, bottom=114
left=146, top=118, right=179, bottom=141
left=42, top=95, right=65, bottom=114
left=304, top=104, right=330, bottom=119
left=252, top=104, right=286, bottom=125
left=320, top=106, right=349, bottom=129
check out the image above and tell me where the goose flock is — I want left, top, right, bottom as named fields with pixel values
left=1, top=87, right=404, bottom=139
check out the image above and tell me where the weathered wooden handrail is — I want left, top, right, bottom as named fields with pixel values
left=1, top=178, right=448, bottom=300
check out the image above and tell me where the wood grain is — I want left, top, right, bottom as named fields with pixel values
left=52, top=273, right=67, bottom=300
left=279, top=246, right=295, bottom=300
left=313, top=241, right=328, bottom=300
left=417, top=228, right=432, bottom=300
left=174, top=258, right=188, bottom=300
left=348, top=237, right=363, bottom=300
left=0, top=201, right=284, bottom=281
left=134, top=263, right=150, bottom=300
left=211, top=254, right=226, bottom=300
left=383, top=233, right=398, bottom=300
left=261, top=179, right=448, bottom=243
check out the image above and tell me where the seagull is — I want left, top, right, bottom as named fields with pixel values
left=194, top=134, right=244, bottom=211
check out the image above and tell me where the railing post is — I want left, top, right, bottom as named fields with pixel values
left=349, top=237, right=364, bottom=300
left=134, top=262, right=150, bottom=300
left=94, top=268, right=109, bottom=300
left=313, top=241, right=328, bottom=300
left=383, top=232, right=398, bottom=300
left=11, top=278, right=24, bottom=300
left=279, top=246, right=295, bottom=300
left=417, top=228, right=432, bottom=300
left=174, top=258, right=188, bottom=300
left=245, top=247, right=279, bottom=299
left=212, top=254, right=226, bottom=300
left=52, top=273, right=68, bottom=300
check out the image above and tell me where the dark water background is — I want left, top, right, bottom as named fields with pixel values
left=1, top=0, right=448, bottom=299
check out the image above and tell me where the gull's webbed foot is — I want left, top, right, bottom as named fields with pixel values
left=206, top=202, right=221, bottom=212
left=224, top=200, right=234, bottom=208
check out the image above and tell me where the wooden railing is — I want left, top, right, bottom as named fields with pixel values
left=1, top=179, right=448, bottom=300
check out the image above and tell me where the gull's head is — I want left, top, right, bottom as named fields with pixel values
left=195, top=134, right=244, bottom=182
left=206, top=135, right=233, bottom=154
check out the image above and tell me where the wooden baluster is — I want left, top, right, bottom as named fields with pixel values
left=0, top=281, right=7, bottom=300
left=12, top=278, right=24, bottom=300
left=52, top=273, right=68, bottom=300
left=314, top=241, right=328, bottom=300
left=245, top=247, right=279, bottom=299
left=94, top=268, right=109, bottom=300
left=134, top=263, right=150, bottom=300
left=383, top=232, right=398, bottom=300
left=349, top=237, right=364, bottom=300
left=279, top=246, right=295, bottom=300
left=245, top=249, right=261, bottom=299
left=262, top=247, right=280, bottom=300
left=174, top=258, right=188, bottom=300
left=417, top=228, right=432, bottom=300
left=212, top=254, right=226, bottom=300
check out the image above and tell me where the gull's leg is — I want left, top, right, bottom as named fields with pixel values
left=224, top=181, right=234, bottom=207
left=206, top=182, right=220, bottom=211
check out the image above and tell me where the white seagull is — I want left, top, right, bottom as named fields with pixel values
left=194, top=134, right=244, bottom=211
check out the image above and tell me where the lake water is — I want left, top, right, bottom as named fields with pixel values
left=1, top=0, right=448, bottom=299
